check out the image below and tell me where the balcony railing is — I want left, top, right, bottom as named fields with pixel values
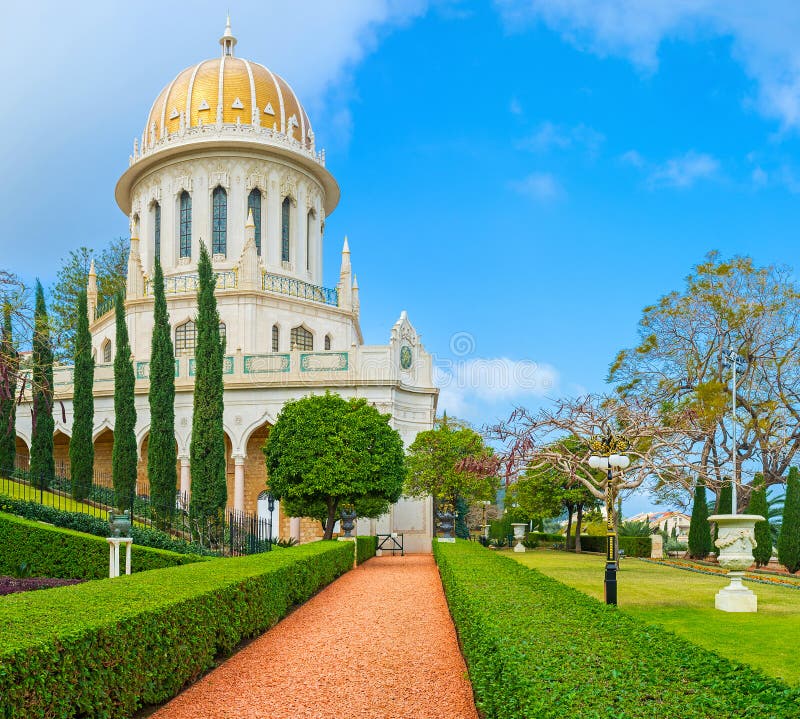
left=262, top=272, right=338, bottom=306
left=145, top=270, right=239, bottom=295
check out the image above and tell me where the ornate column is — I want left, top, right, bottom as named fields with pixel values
left=233, top=455, right=246, bottom=512
left=179, top=456, right=190, bottom=500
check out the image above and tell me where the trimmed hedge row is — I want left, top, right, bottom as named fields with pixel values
left=356, top=535, right=377, bottom=564
left=433, top=540, right=799, bottom=718
left=0, top=540, right=353, bottom=718
left=579, top=534, right=652, bottom=557
left=0, top=494, right=217, bottom=556
left=0, top=512, right=207, bottom=579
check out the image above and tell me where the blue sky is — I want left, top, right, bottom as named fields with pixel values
left=5, top=1, right=800, bottom=513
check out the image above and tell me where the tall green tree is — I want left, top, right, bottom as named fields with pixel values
left=712, top=480, right=733, bottom=553
left=190, top=245, right=226, bottom=535
left=148, top=258, right=177, bottom=525
left=50, top=239, right=128, bottom=361
left=777, top=466, right=800, bottom=573
left=29, top=281, right=54, bottom=488
left=0, top=304, right=18, bottom=471
left=746, top=475, right=772, bottom=567
left=687, top=479, right=712, bottom=559
left=112, top=291, right=137, bottom=512
left=69, top=290, right=94, bottom=500
left=265, top=392, right=405, bottom=540
left=405, top=415, right=497, bottom=508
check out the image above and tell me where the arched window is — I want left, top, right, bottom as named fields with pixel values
left=179, top=191, right=192, bottom=258
left=153, top=202, right=161, bottom=262
left=324, top=334, right=331, bottom=351
left=290, top=326, right=313, bottom=351
left=248, top=188, right=262, bottom=256
left=212, top=186, right=227, bottom=256
left=175, top=320, right=196, bottom=352
left=306, top=209, right=315, bottom=271
left=271, top=324, right=279, bottom=353
left=102, top=340, right=112, bottom=363
left=281, top=197, right=291, bottom=263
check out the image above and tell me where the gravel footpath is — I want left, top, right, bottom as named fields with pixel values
left=151, top=554, right=478, bottom=719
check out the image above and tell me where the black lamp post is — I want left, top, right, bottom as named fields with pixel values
left=589, top=436, right=630, bottom=606
left=267, top=492, right=275, bottom=550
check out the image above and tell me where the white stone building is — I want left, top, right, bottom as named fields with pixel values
left=15, top=21, right=438, bottom=552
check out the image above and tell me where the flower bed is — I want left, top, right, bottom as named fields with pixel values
left=0, top=576, right=84, bottom=596
left=640, top=557, right=800, bottom=590
left=0, top=540, right=353, bottom=718
left=433, top=540, right=799, bottom=718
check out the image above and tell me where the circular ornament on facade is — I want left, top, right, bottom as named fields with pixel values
left=400, top=345, right=413, bottom=370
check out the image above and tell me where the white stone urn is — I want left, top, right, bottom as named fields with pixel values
left=511, top=523, right=527, bottom=553
left=707, top=514, right=764, bottom=613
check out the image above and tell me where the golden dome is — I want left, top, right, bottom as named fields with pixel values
left=142, top=21, right=313, bottom=150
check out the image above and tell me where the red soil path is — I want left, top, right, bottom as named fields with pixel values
left=151, top=554, right=478, bottom=719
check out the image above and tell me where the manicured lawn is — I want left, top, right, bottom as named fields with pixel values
left=509, top=548, right=800, bottom=685
left=0, top=477, right=106, bottom=516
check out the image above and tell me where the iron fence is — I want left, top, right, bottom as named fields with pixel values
left=2, top=454, right=272, bottom=555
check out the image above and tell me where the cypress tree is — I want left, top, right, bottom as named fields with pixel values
left=111, top=292, right=137, bottom=512
left=688, top=479, right=712, bottom=559
left=70, top=290, right=94, bottom=500
left=0, top=304, right=17, bottom=472
left=189, top=244, right=226, bottom=540
left=712, top=479, right=732, bottom=554
left=148, top=258, right=177, bottom=526
left=777, top=466, right=800, bottom=574
left=746, top=475, right=772, bottom=568
left=29, top=281, right=54, bottom=488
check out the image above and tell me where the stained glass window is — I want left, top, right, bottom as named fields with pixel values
left=179, top=191, right=192, bottom=258
left=102, top=341, right=112, bottom=363
left=153, top=202, right=161, bottom=262
left=248, top=188, right=262, bottom=256
left=272, top=324, right=279, bottom=353
left=290, top=326, right=313, bottom=351
left=281, top=197, right=291, bottom=263
left=324, top=334, right=331, bottom=350
left=212, top=186, right=227, bottom=256
left=175, top=320, right=225, bottom=353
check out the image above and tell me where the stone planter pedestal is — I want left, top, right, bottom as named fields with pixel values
left=707, top=514, right=764, bottom=613
left=511, top=523, right=527, bottom=553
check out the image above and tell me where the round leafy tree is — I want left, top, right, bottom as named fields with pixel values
left=264, top=392, right=405, bottom=540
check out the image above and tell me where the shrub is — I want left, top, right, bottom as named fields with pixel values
left=577, top=535, right=652, bottom=557
left=0, top=540, right=353, bottom=718
left=356, top=535, right=377, bottom=564
left=0, top=512, right=207, bottom=579
left=433, top=540, right=799, bottom=718
left=0, top=494, right=217, bottom=556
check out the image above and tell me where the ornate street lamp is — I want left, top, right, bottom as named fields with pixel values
left=589, top=436, right=631, bottom=606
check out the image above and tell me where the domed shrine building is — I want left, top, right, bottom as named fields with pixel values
left=15, top=21, right=438, bottom=551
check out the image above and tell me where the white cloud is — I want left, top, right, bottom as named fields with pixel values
left=510, top=97, right=524, bottom=115
left=510, top=172, right=564, bottom=201
left=620, top=149, right=645, bottom=168
left=518, top=121, right=604, bottom=154
left=751, top=166, right=768, bottom=187
left=646, top=151, right=719, bottom=188
left=495, top=0, right=800, bottom=131
left=435, top=357, right=560, bottom=423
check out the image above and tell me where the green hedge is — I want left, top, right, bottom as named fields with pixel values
left=0, top=494, right=217, bottom=556
left=356, top=535, right=377, bottom=564
left=579, top=535, right=652, bottom=557
left=433, top=540, right=798, bottom=718
left=526, top=531, right=565, bottom=545
left=0, top=540, right=353, bottom=718
left=0, top=512, right=207, bottom=579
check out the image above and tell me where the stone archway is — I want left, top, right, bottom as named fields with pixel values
left=14, top=436, right=29, bottom=472
left=93, top=428, right=114, bottom=488
left=138, top=432, right=182, bottom=498
left=53, top=430, right=71, bottom=479
left=244, top=422, right=271, bottom=516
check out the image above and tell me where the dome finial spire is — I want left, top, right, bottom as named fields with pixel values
left=220, top=14, right=237, bottom=57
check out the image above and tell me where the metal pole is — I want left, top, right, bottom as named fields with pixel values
left=604, top=468, right=617, bottom=606
left=731, top=354, right=738, bottom=515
